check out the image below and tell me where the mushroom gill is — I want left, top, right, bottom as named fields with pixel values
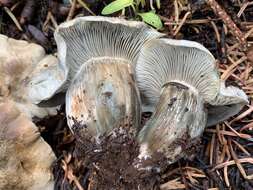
left=0, top=34, right=65, bottom=118
left=55, top=16, right=163, bottom=138
left=135, top=38, right=248, bottom=163
left=0, top=101, right=55, bottom=190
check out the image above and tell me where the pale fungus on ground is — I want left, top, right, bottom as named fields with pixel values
left=0, top=34, right=63, bottom=190
left=0, top=34, right=65, bottom=118
left=0, top=101, right=56, bottom=190
left=135, top=38, right=248, bottom=163
left=54, top=16, right=163, bottom=140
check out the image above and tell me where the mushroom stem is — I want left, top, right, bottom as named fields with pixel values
left=66, top=58, right=141, bottom=140
left=138, top=82, right=207, bottom=163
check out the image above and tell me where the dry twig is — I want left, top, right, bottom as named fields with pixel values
left=206, top=0, right=246, bottom=46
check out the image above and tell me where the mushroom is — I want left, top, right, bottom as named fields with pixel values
left=0, top=100, right=55, bottom=190
left=54, top=16, right=163, bottom=139
left=135, top=38, right=248, bottom=163
left=0, top=34, right=66, bottom=118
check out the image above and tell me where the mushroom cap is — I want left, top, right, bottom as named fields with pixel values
left=135, top=38, right=248, bottom=125
left=54, top=16, right=164, bottom=89
left=0, top=101, right=55, bottom=190
left=66, top=58, right=141, bottom=138
left=206, top=81, right=248, bottom=126
left=0, top=34, right=65, bottom=118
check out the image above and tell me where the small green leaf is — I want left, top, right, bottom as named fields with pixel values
left=138, top=11, right=163, bottom=30
left=102, top=0, right=134, bottom=15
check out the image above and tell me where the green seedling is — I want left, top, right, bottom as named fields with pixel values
left=101, top=0, right=134, bottom=15
left=102, top=0, right=162, bottom=30
left=138, top=10, right=162, bottom=29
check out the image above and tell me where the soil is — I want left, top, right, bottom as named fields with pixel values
left=74, top=128, right=165, bottom=190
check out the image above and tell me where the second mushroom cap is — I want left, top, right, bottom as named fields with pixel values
left=136, top=38, right=248, bottom=127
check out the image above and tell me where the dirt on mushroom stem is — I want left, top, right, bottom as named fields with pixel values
left=72, top=124, right=168, bottom=190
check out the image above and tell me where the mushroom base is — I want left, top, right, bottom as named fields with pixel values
left=74, top=127, right=168, bottom=190
left=138, top=82, right=207, bottom=163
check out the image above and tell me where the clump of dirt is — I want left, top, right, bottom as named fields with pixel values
left=73, top=127, right=168, bottom=190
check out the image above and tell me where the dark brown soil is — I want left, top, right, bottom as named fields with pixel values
left=73, top=127, right=164, bottom=190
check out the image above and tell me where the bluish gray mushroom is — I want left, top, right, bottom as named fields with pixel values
left=135, top=38, right=248, bottom=162
left=54, top=16, right=163, bottom=139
